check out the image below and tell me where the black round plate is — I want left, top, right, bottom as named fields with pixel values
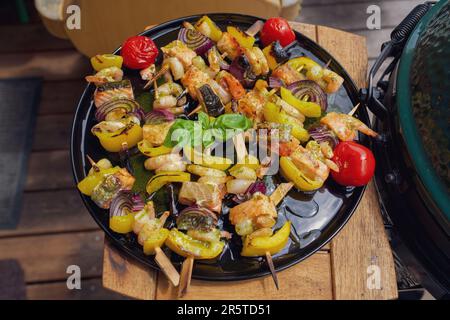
left=71, top=13, right=369, bottom=281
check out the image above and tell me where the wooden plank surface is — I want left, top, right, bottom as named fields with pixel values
left=156, top=252, right=333, bottom=300
left=316, top=26, right=397, bottom=300
left=103, top=239, right=158, bottom=300
left=27, top=278, right=125, bottom=300
left=0, top=231, right=104, bottom=282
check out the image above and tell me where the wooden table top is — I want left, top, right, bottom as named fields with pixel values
left=102, top=22, right=398, bottom=300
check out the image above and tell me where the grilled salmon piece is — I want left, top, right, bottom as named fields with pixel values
left=178, top=182, right=223, bottom=213
left=94, top=80, right=134, bottom=108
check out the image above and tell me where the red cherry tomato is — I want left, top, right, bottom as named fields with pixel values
left=331, top=141, right=376, bottom=187
left=121, top=36, right=158, bottom=70
left=260, top=17, right=296, bottom=47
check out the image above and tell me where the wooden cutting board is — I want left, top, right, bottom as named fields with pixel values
left=102, top=22, right=398, bottom=300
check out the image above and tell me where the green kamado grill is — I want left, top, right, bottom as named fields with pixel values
left=363, top=0, right=449, bottom=299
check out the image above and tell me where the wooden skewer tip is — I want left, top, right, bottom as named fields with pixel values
left=265, top=251, right=279, bottom=290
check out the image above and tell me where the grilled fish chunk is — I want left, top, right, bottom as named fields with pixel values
left=178, top=181, right=223, bottom=213
left=94, top=80, right=134, bottom=108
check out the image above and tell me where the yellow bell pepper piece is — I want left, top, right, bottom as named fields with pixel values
left=195, top=15, right=223, bottom=42
left=280, top=157, right=324, bottom=191
left=77, top=167, right=121, bottom=196
left=287, top=56, right=320, bottom=72
left=241, top=221, right=291, bottom=257
left=227, top=26, right=255, bottom=49
left=183, top=146, right=232, bottom=171
left=143, top=228, right=170, bottom=255
left=110, top=213, right=135, bottom=234
left=166, top=228, right=225, bottom=259
left=92, top=118, right=143, bottom=153
left=263, top=102, right=310, bottom=142
left=145, top=171, right=191, bottom=194
left=262, top=44, right=279, bottom=71
left=229, top=155, right=260, bottom=171
left=280, top=87, right=322, bottom=118
left=90, top=54, right=123, bottom=72
left=138, top=140, right=173, bottom=157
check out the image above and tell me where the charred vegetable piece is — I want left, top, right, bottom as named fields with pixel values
left=241, top=221, right=291, bottom=256
left=263, top=102, right=309, bottom=142
left=196, top=84, right=224, bottom=117
left=90, top=54, right=123, bottom=72
left=177, top=206, right=219, bottom=232
left=227, top=26, right=255, bottom=49
left=143, top=228, right=170, bottom=255
left=138, top=140, right=173, bottom=157
left=280, top=87, right=322, bottom=118
left=166, top=228, right=225, bottom=259
left=183, top=146, right=233, bottom=171
left=109, top=191, right=135, bottom=234
left=146, top=171, right=191, bottom=195
left=279, top=156, right=324, bottom=191
left=286, top=80, right=328, bottom=112
left=178, top=27, right=214, bottom=55
left=263, top=41, right=289, bottom=70
left=195, top=15, right=223, bottom=42
left=95, top=98, right=143, bottom=122
left=91, top=116, right=143, bottom=152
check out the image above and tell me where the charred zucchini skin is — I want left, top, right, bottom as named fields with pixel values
left=97, top=80, right=132, bottom=93
left=197, top=84, right=224, bottom=117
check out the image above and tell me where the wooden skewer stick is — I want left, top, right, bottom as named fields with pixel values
left=324, top=59, right=332, bottom=69
left=232, top=132, right=248, bottom=162
left=86, top=155, right=100, bottom=173
left=265, top=251, right=279, bottom=290
left=178, top=256, right=194, bottom=298
left=143, top=65, right=169, bottom=89
left=187, top=104, right=202, bottom=117
left=348, top=103, right=360, bottom=116
left=154, top=247, right=180, bottom=287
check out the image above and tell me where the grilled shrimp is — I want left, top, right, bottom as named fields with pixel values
left=153, top=82, right=184, bottom=109
left=161, top=40, right=197, bottom=68
left=320, top=112, right=378, bottom=141
left=164, top=57, right=185, bottom=81
left=217, top=32, right=241, bottom=60
left=144, top=153, right=184, bottom=171
left=272, top=63, right=305, bottom=85
left=85, top=66, right=123, bottom=85
left=216, top=71, right=245, bottom=100
left=155, top=161, right=187, bottom=173
left=140, top=64, right=156, bottom=81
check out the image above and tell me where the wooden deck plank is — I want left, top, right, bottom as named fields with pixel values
left=298, top=0, right=423, bottom=31
left=103, top=240, right=158, bottom=300
left=316, top=26, right=397, bottom=300
left=0, top=189, right=96, bottom=238
left=0, top=230, right=104, bottom=283
left=0, top=50, right=90, bottom=81
left=27, top=278, right=126, bottom=300
left=25, top=150, right=73, bottom=191
left=33, top=114, right=73, bottom=151
left=156, top=251, right=333, bottom=300
left=0, top=23, right=73, bottom=54
left=40, top=80, right=86, bottom=115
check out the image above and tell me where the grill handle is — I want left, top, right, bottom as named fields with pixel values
left=361, top=2, right=434, bottom=119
